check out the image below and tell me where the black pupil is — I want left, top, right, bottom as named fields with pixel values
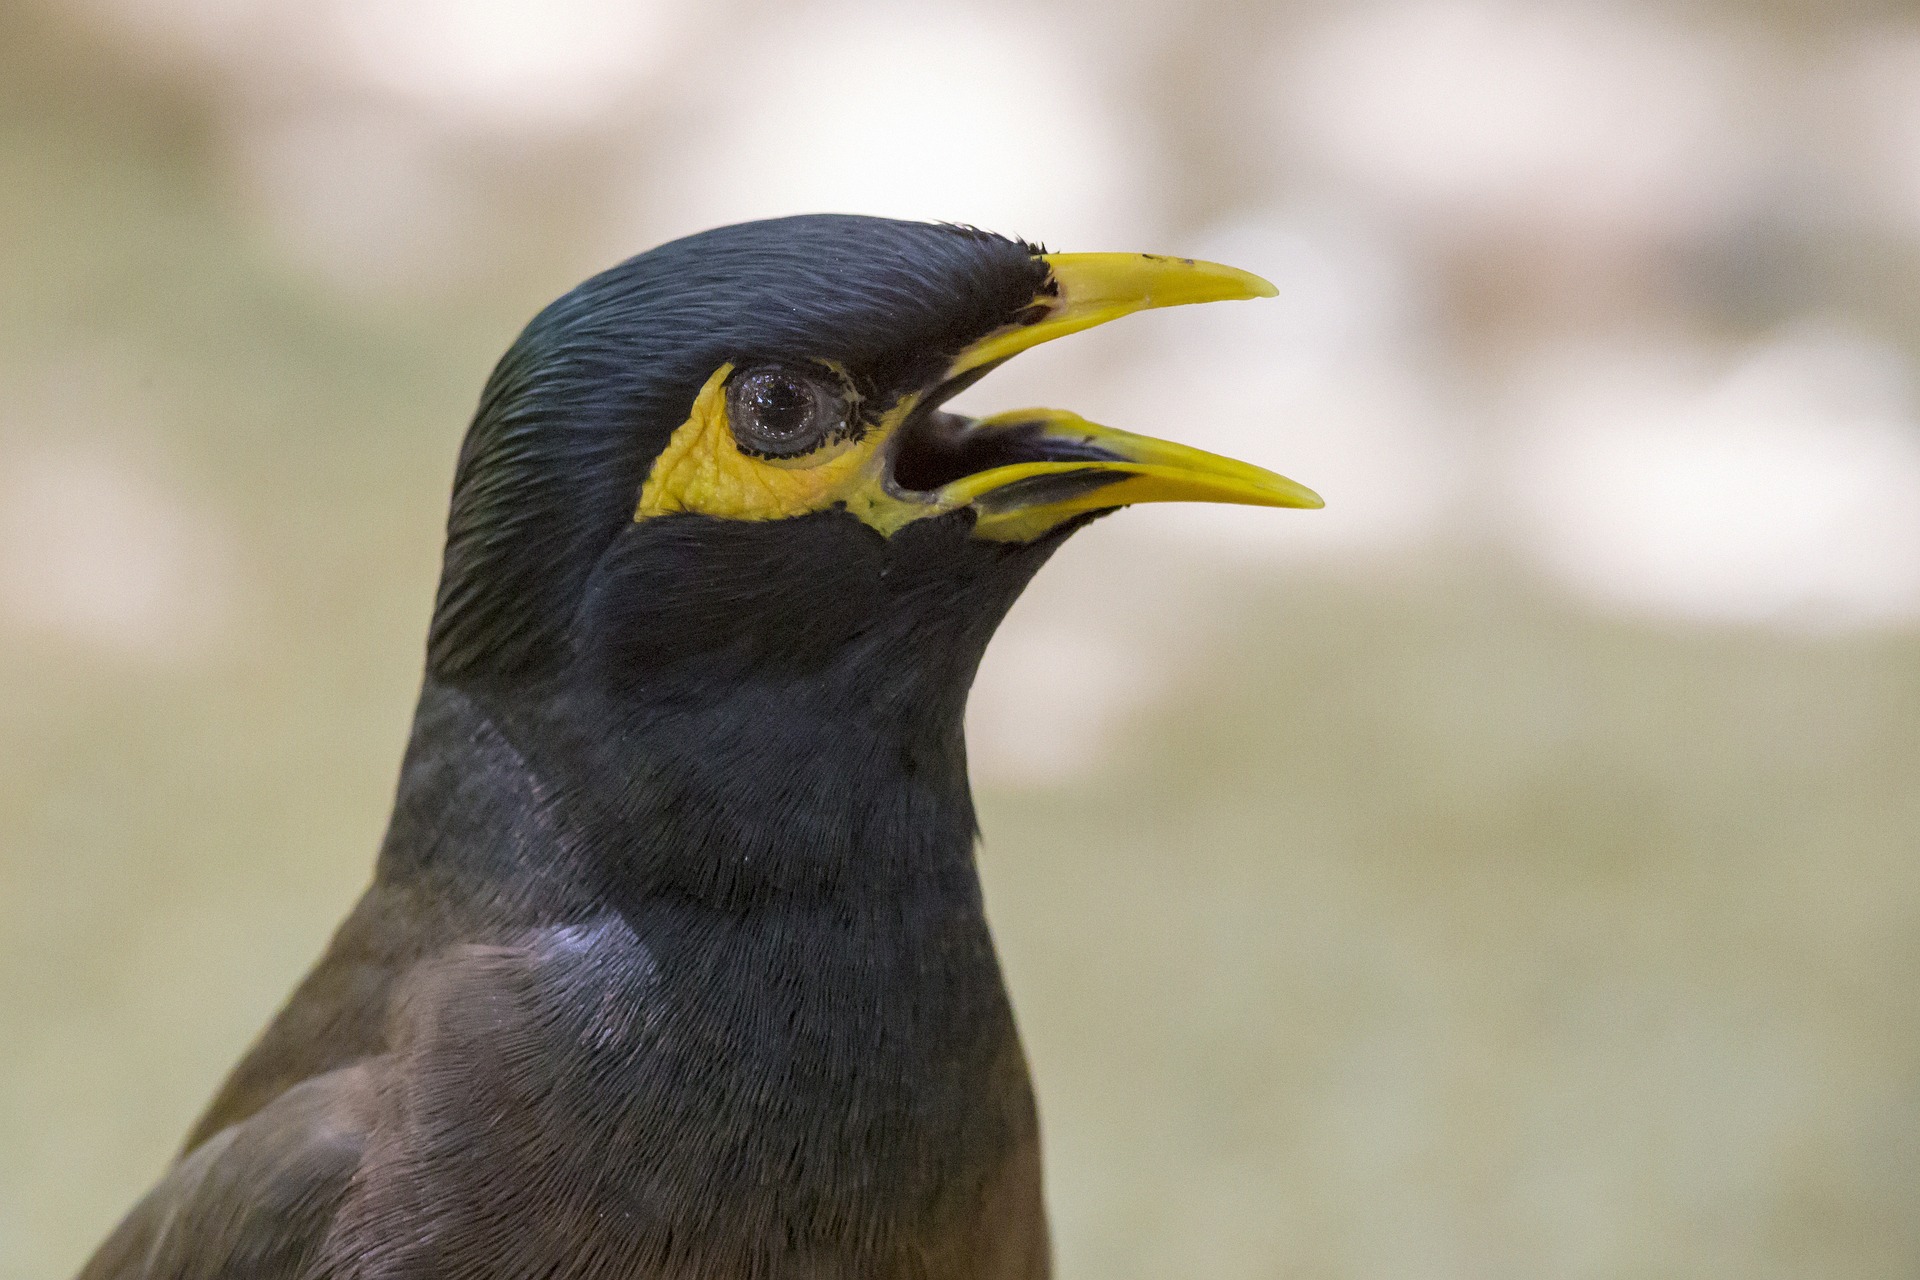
left=746, top=375, right=813, bottom=440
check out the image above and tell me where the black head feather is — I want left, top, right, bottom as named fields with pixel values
left=427, top=216, right=1047, bottom=681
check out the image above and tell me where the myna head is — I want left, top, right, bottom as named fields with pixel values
left=426, top=215, right=1318, bottom=720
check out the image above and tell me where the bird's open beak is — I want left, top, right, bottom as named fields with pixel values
left=884, top=253, right=1323, bottom=541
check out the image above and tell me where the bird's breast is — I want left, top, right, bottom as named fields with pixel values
left=331, top=889, right=1046, bottom=1277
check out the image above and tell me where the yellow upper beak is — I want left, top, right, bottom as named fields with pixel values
left=949, top=252, right=1282, bottom=378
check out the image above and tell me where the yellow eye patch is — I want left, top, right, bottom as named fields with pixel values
left=635, top=364, right=909, bottom=524
left=629, top=252, right=1311, bottom=544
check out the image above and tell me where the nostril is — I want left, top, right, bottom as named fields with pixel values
left=890, top=411, right=1120, bottom=492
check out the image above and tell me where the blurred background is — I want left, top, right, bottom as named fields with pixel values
left=3, top=0, right=1918, bottom=1275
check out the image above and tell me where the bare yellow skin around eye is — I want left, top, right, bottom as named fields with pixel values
left=635, top=364, right=899, bottom=523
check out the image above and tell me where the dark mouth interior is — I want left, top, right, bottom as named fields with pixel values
left=890, top=409, right=1123, bottom=493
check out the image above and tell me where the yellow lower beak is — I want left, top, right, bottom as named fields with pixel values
left=897, top=408, right=1322, bottom=542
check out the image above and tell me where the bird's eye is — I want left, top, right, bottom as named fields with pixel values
left=725, top=364, right=854, bottom=460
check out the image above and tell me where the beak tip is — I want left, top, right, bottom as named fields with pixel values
left=1257, top=475, right=1322, bottom=510
left=1247, top=274, right=1280, bottom=299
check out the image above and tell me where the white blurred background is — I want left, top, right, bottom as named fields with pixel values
left=3, top=1, right=1918, bottom=1276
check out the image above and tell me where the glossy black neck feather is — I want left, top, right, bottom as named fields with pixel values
left=391, top=510, right=1063, bottom=920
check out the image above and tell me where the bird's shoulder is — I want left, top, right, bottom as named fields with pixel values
left=84, top=923, right=656, bottom=1280
left=184, top=683, right=603, bottom=1149
left=77, top=1062, right=376, bottom=1280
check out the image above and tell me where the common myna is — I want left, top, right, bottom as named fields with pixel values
left=78, top=215, right=1319, bottom=1280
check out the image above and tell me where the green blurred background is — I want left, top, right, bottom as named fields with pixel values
left=4, top=0, right=1919, bottom=1275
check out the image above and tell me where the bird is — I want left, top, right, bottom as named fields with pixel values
left=76, top=214, right=1320, bottom=1280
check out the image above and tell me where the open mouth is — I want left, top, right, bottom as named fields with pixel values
left=888, top=409, right=1125, bottom=494
left=873, top=253, right=1323, bottom=542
